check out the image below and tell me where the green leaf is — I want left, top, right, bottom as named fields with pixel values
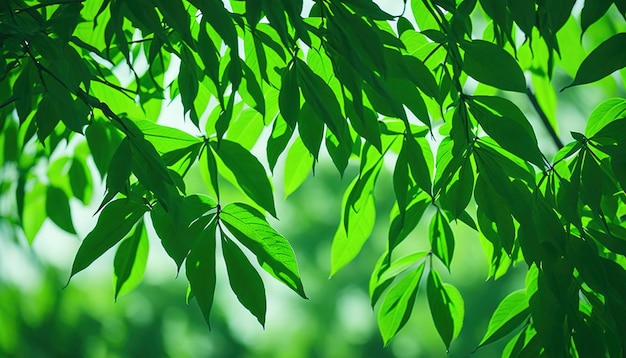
left=585, top=98, right=626, bottom=138
left=211, top=140, right=276, bottom=217
left=22, top=181, right=47, bottom=244
left=105, top=138, right=132, bottom=202
left=114, top=220, right=149, bottom=300
left=477, top=289, right=530, bottom=349
left=439, top=159, right=474, bottom=219
left=70, top=198, right=147, bottom=279
left=461, top=40, right=526, bottom=92
left=46, top=185, right=76, bottom=234
left=284, top=137, right=313, bottom=198
left=405, top=134, right=433, bottom=194
left=267, top=116, right=294, bottom=172
left=564, top=33, right=626, bottom=89
left=388, top=189, right=431, bottom=253
left=296, top=58, right=347, bottom=140
left=221, top=203, right=306, bottom=298
left=580, top=0, right=613, bottom=35
left=34, top=96, right=60, bottom=143
left=151, top=195, right=216, bottom=270
left=506, top=0, right=535, bottom=36
left=186, top=219, right=217, bottom=328
left=297, top=102, right=325, bottom=160
left=222, top=234, right=267, bottom=327
left=378, top=263, right=426, bottom=345
left=430, top=210, right=455, bottom=270
left=427, top=269, right=464, bottom=350
left=85, top=117, right=124, bottom=178
left=69, top=158, right=92, bottom=205
left=469, top=98, right=544, bottom=167
left=278, top=63, right=300, bottom=128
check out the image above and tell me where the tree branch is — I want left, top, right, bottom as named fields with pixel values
left=526, top=88, right=564, bottom=150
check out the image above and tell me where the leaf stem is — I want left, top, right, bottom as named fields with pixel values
left=526, top=88, right=564, bottom=150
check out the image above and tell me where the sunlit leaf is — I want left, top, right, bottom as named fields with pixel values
left=46, top=185, right=76, bottom=234
left=114, top=220, right=149, bottom=300
left=221, top=203, right=306, bottom=298
left=461, top=40, right=526, bottom=92
left=477, top=289, right=530, bottom=349
left=429, top=210, right=455, bottom=270
left=564, top=33, right=626, bottom=89
left=427, top=269, right=464, bottom=350
left=284, top=137, right=313, bottom=198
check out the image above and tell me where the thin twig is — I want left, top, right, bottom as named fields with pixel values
left=526, top=87, right=564, bottom=150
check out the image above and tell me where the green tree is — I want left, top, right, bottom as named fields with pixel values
left=1, top=0, right=626, bottom=355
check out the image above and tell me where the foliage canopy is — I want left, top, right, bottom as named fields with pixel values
left=1, top=0, right=626, bottom=355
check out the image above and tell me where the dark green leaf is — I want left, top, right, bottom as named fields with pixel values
left=69, top=158, right=91, bottom=205
left=279, top=63, right=300, bottom=128
left=211, top=140, right=276, bottom=217
left=378, top=263, right=426, bottom=345
left=461, top=40, right=526, bottom=92
left=222, top=235, right=267, bottom=327
left=427, top=270, right=465, bottom=350
left=580, top=0, right=613, bottom=35
left=405, top=134, right=433, bottom=194
left=70, top=198, right=147, bottom=279
left=564, top=33, right=626, bottom=89
left=284, top=138, right=313, bottom=198
left=267, top=116, right=294, bottom=172
left=46, top=185, right=76, bottom=234
left=297, top=102, right=324, bottom=160
left=221, top=203, right=306, bottom=298
left=186, top=219, right=218, bottom=328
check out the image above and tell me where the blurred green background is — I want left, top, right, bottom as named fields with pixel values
left=1, top=160, right=527, bottom=358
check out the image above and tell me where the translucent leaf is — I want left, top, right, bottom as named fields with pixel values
left=370, top=251, right=429, bottom=307
left=284, top=137, right=313, bottom=198
left=378, top=263, right=426, bottom=345
left=70, top=198, right=147, bottom=279
left=564, top=33, right=626, bottom=89
left=85, top=117, right=124, bottom=178
left=585, top=98, right=626, bottom=138
left=23, top=181, right=47, bottom=244
left=388, top=189, right=431, bottom=253
left=461, top=40, right=526, bottom=93
left=114, top=220, right=149, bottom=300
left=477, top=289, right=530, bottom=349
left=69, top=158, right=92, bottom=205
left=211, top=140, right=276, bottom=217
left=46, top=185, right=76, bottom=234
left=221, top=203, right=306, bottom=298
left=427, top=270, right=465, bottom=350
left=430, top=210, right=455, bottom=270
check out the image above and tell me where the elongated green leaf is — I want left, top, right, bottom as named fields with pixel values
left=221, top=203, right=306, bottom=298
left=222, top=235, right=266, bottom=327
left=267, top=116, right=294, bottom=171
left=284, top=137, right=313, bottom=198
left=85, top=117, right=124, bottom=178
left=106, top=138, right=132, bottom=199
left=580, top=0, right=613, bottom=34
left=378, top=263, right=426, bottom=345
left=427, top=270, right=464, bottom=350
left=211, top=140, right=276, bottom=217
left=135, top=120, right=202, bottom=154
left=564, top=33, right=626, bottom=89
left=370, top=251, right=429, bottom=307
left=477, top=289, right=530, bottom=349
left=114, top=220, right=148, bottom=300
left=46, top=185, right=76, bottom=234
left=70, top=198, right=147, bottom=279
left=296, top=58, right=347, bottom=139
left=186, top=219, right=217, bottom=328
left=461, top=40, right=526, bottom=92
left=69, top=158, right=92, bottom=205
left=23, top=181, right=47, bottom=244
left=297, top=102, right=325, bottom=160
left=388, top=189, right=431, bottom=252
left=279, top=63, right=300, bottom=128
left=430, top=210, right=455, bottom=270
left=405, top=134, right=433, bottom=194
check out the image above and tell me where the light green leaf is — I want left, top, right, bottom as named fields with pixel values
left=427, top=269, right=465, bottom=350
left=221, top=203, right=306, bottom=298
left=46, top=185, right=76, bottom=234
left=477, top=289, right=530, bottom=349
left=23, top=181, right=47, bottom=244
left=211, top=140, right=276, bottom=217
left=114, top=220, right=149, bottom=300
left=378, top=263, right=426, bottom=345
left=461, top=40, right=526, bottom=92
left=70, top=198, right=147, bottom=279
left=267, top=116, right=294, bottom=172
left=585, top=98, right=626, bottom=138
left=284, top=137, right=313, bottom=198
left=564, top=33, right=626, bottom=89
